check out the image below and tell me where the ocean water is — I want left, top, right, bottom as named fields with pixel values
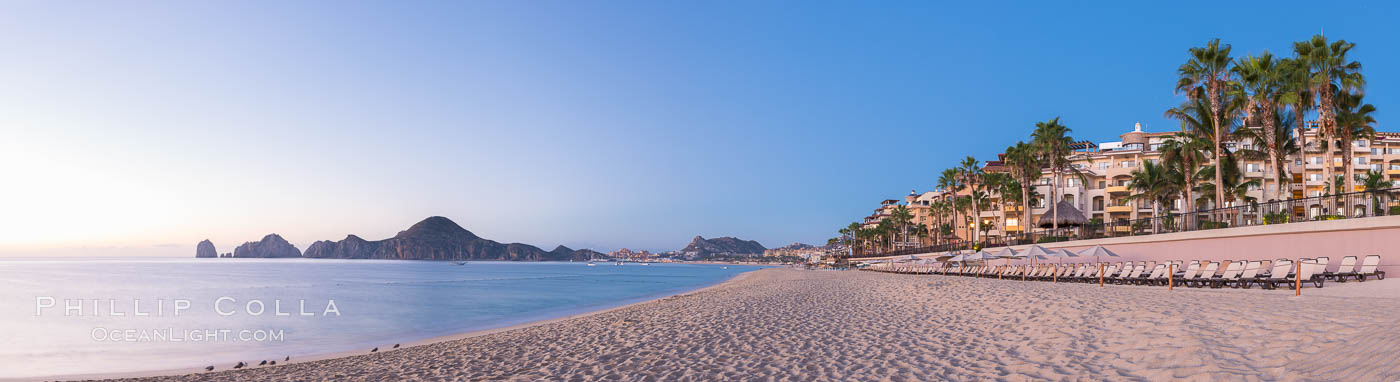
left=0, top=258, right=761, bottom=378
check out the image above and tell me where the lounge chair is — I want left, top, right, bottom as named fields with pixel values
left=1355, top=255, right=1385, bottom=281
left=1328, top=256, right=1356, bottom=281
left=1135, top=264, right=1165, bottom=285
left=1259, top=260, right=1294, bottom=290
left=1231, top=261, right=1262, bottom=288
left=1111, top=263, right=1141, bottom=285
left=1188, top=262, right=1220, bottom=288
left=1204, top=261, right=1242, bottom=288
left=1173, top=262, right=1201, bottom=286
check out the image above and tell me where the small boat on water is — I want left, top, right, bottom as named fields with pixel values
left=587, top=262, right=597, bottom=266
left=454, top=261, right=467, bottom=266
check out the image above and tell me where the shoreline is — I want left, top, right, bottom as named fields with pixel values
left=20, top=267, right=760, bottom=382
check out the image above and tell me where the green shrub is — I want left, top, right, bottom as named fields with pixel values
left=1263, top=213, right=1290, bottom=224
left=1036, top=236, right=1068, bottom=244
left=1390, top=206, right=1400, bottom=216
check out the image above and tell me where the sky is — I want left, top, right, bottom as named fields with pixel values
left=1, top=1, right=1397, bottom=256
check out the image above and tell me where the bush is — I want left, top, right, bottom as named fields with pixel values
left=1263, top=213, right=1290, bottom=225
left=1199, top=220, right=1230, bottom=229
left=1313, top=214, right=1344, bottom=221
left=1036, top=236, right=1068, bottom=244
left=1391, top=206, right=1400, bottom=216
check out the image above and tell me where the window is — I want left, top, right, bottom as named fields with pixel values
left=1119, top=161, right=1135, bottom=168
left=1310, top=157, right=1324, bottom=165
left=1097, top=181, right=1106, bottom=189
left=1356, top=157, right=1369, bottom=165
left=1371, top=164, right=1383, bottom=171
left=1390, top=148, right=1400, bottom=155
left=1040, top=178, right=1051, bottom=185
left=1309, top=173, right=1323, bottom=181
left=1355, top=140, right=1367, bottom=147
left=1295, top=159, right=1303, bottom=166
left=1247, top=183, right=1260, bottom=191
left=1373, top=148, right=1384, bottom=155
left=1098, top=162, right=1109, bottom=170
left=1149, top=143, right=1163, bottom=151
left=1006, top=218, right=1018, bottom=227
left=1392, top=164, right=1400, bottom=171
left=1246, top=163, right=1261, bottom=172
left=1066, top=178, right=1080, bottom=188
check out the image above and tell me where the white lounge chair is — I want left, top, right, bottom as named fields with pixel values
left=1187, top=262, right=1220, bottom=288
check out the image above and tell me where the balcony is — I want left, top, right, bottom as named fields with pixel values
left=1004, top=224, right=1022, bottom=233
left=1245, top=171, right=1264, bottom=178
left=1105, top=205, right=1133, bottom=213
left=1388, top=169, right=1400, bottom=176
left=1105, top=185, right=1130, bottom=195
left=1305, top=162, right=1324, bottom=170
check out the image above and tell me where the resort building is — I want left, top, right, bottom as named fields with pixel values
left=863, top=121, right=1400, bottom=249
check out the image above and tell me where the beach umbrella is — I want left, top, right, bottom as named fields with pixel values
left=1047, top=249, right=1079, bottom=264
left=1020, top=245, right=1055, bottom=262
left=1076, top=245, right=1120, bottom=264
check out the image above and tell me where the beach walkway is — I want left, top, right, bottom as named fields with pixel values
left=117, top=268, right=1400, bottom=381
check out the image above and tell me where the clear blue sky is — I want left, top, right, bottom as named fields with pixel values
left=1, top=1, right=1396, bottom=256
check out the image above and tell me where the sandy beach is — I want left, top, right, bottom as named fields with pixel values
left=95, top=268, right=1400, bottom=381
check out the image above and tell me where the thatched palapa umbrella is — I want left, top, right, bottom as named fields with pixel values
left=1037, top=200, right=1088, bottom=228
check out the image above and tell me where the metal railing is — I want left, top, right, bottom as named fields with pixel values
left=852, top=187, right=1400, bottom=259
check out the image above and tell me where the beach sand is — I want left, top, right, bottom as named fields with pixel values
left=100, top=268, right=1400, bottom=381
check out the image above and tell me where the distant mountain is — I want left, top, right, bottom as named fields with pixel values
left=233, top=234, right=301, bottom=258
left=303, top=216, right=597, bottom=261
left=195, top=239, right=218, bottom=258
left=680, top=236, right=766, bottom=257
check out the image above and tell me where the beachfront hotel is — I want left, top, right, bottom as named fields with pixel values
left=861, top=121, right=1400, bottom=250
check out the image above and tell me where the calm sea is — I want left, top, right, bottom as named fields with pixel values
left=0, top=258, right=761, bottom=378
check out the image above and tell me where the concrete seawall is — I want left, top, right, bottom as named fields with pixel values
left=886, top=215, right=1400, bottom=275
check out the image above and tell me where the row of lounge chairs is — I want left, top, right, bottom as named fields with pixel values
left=865, top=255, right=1386, bottom=290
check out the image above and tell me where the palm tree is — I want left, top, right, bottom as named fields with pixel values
left=1177, top=38, right=1235, bottom=217
left=1358, top=170, right=1395, bottom=216
left=1002, top=141, right=1041, bottom=241
left=890, top=205, right=914, bottom=250
left=937, top=168, right=963, bottom=245
left=1235, top=108, right=1300, bottom=203
left=1233, top=52, right=1292, bottom=202
left=1126, top=161, right=1173, bottom=233
left=1336, top=91, right=1377, bottom=191
left=1031, top=117, right=1076, bottom=232
left=958, top=156, right=984, bottom=245
left=1278, top=57, right=1314, bottom=195
left=1196, top=152, right=1261, bottom=225
left=1295, top=35, right=1364, bottom=204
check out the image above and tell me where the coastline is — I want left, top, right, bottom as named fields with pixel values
left=20, top=266, right=761, bottom=382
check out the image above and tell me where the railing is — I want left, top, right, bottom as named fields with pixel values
left=851, top=187, right=1400, bottom=259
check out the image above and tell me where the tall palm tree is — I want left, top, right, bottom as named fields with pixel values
left=937, top=168, right=963, bottom=245
left=1335, top=91, right=1377, bottom=195
left=1295, top=35, right=1364, bottom=202
left=1177, top=38, right=1235, bottom=216
left=1278, top=57, right=1314, bottom=196
left=1233, top=52, right=1291, bottom=202
left=958, top=156, right=984, bottom=245
left=1002, top=141, right=1041, bottom=241
left=1031, top=117, right=1075, bottom=232
left=1235, top=108, right=1300, bottom=203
